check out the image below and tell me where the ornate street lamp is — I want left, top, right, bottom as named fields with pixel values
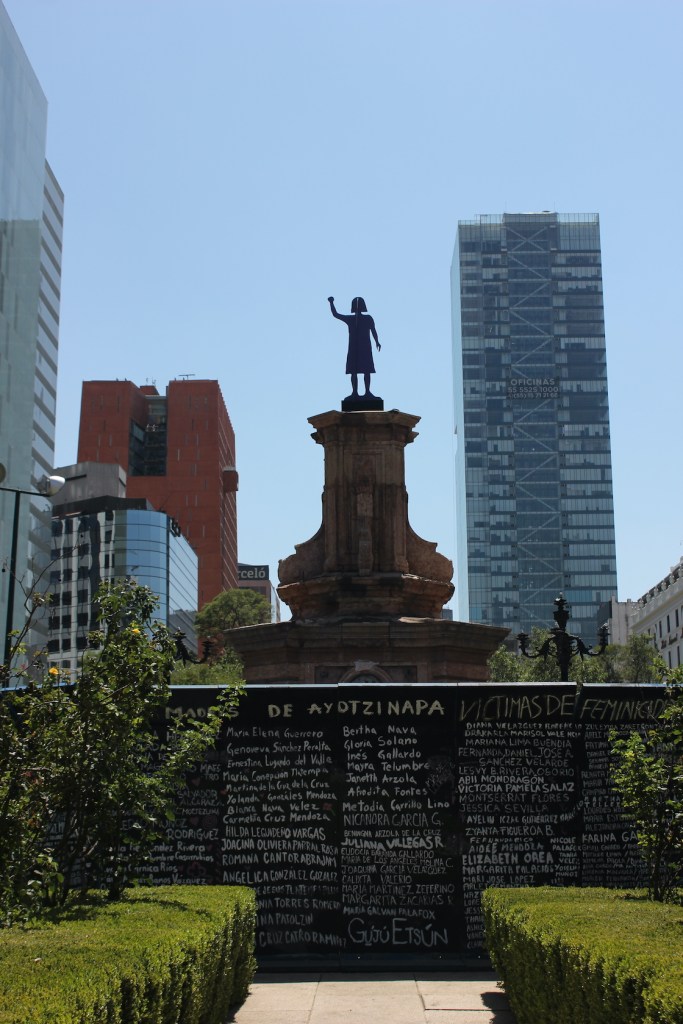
left=517, top=594, right=609, bottom=682
left=1, top=471, right=65, bottom=683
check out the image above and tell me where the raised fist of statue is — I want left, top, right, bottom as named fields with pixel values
left=327, top=296, right=334, bottom=303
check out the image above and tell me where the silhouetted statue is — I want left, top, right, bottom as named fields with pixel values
left=328, top=296, right=381, bottom=400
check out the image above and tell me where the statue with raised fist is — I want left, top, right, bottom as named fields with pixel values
left=328, top=295, right=381, bottom=400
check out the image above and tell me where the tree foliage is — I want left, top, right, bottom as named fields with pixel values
left=488, top=632, right=670, bottom=684
left=194, top=588, right=271, bottom=651
left=611, top=686, right=683, bottom=901
left=0, top=579, right=243, bottom=924
left=170, top=647, right=246, bottom=687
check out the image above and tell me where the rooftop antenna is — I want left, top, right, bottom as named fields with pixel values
left=177, top=373, right=195, bottom=380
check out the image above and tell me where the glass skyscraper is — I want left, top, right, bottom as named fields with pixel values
left=452, top=212, right=618, bottom=640
left=48, top=500, right=198, bottom=675
left=0, top=2, right=63, bottom=649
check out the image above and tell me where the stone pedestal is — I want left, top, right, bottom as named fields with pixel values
left=221, top=616, right=507, bottom=684
left=224, top=409, right=507, bottom=683
left=278, top=410, right=454, bottom=621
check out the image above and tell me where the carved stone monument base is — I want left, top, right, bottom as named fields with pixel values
left=223, top=616, right=506, bottom=684
left=278, top=410, right=455, bottom=620
left=278, top=571, right=449, bottom=621
left=224, top=408, right=507, bottom=684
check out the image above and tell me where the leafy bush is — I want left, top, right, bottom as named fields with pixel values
left=0, top=580, right=243, bottom=922
left=171, top=648, right=246, bottom=687
left=0, top=886, right=256, bottom=1024
left=483, top=887, right=683, bottom=1024
left=610, top=685, right=683, bottom=902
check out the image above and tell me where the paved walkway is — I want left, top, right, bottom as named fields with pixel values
left=230, top=971, right=516, bottom=1024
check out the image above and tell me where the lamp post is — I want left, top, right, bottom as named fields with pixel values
left=517, top=593, right=609, bottom=682
left=1, top=473, right=65, bottom=683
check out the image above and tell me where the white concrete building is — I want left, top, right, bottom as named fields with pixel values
left=629, top=559, right=683, bottom=672
left=598, top=595, right=637, bottom=646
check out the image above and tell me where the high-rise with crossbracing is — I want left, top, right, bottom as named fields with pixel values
left=452, top=213, right=617, bottom=639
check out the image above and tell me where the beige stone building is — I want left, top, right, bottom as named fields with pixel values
left=629, top=558, right=683, bottom=672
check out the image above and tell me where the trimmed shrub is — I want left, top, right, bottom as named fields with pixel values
left=483, top=887, right=683, bottom=1024
left=0, top=886, right=256, bottom=1024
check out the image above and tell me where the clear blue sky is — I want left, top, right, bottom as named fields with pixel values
left=6, top=0, right=682, bottom=617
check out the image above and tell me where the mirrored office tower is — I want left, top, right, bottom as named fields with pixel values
left=0, top=2, right=63, bottom=651
left=452, top=213, right=617, bottom=639
left=48, top=500, right=199, bottom=676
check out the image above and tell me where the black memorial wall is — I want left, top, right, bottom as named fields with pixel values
left=144, top=683, right=663, bottom=965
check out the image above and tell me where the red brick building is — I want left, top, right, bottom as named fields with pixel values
left=77, top=379, right=238, bottom=607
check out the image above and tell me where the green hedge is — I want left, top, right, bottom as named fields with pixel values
left=0, top=886, right=257, bottom=1024
left=483, top=887, right=683, bottom=1024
